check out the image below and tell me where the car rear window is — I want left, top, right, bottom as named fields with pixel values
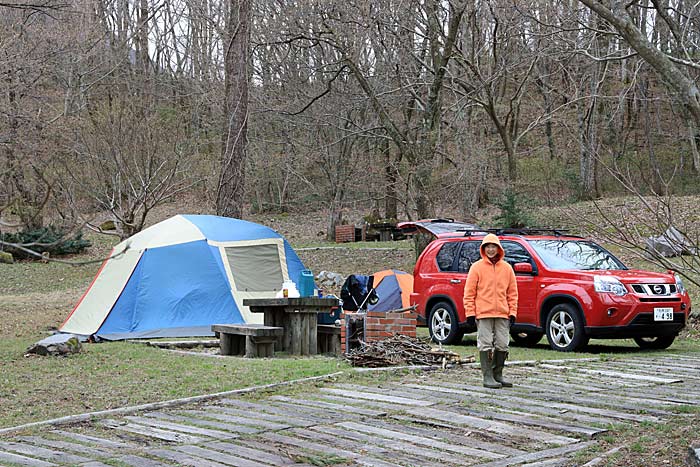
left=436, top=242, right=460, bottom=271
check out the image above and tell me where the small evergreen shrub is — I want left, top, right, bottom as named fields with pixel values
left=493, top=189, right=534, bottom=228
left=0, top=226, right=91, bottom=260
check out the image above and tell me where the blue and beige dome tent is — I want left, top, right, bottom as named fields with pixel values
left=59, top=215, right=306, bottom=340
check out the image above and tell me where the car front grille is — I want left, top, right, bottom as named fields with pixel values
left=630, top=283, right=677, bottom=295
left=638, top=297, right=681, bottom=303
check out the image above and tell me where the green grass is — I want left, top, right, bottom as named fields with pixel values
left=0, top=230, right=116, bottom=295
left=0, top=337, right=350, bottom=429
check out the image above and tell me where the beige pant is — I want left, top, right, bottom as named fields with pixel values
left=477, top=317, right=510, bottom=352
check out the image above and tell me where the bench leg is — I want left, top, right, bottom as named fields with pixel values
left=220, top=333, right=245, bottom=356
left=245, top=336, right=277, bottom=358
left=245, top=336, right=258, bottom=358
left=220, top=333, right=233, bottom=355
left=330, top=333, right=341, bottom=355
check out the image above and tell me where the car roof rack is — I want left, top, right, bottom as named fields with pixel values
left=456, top=228, right=583, bottom=238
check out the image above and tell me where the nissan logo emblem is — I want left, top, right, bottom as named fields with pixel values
left=652, top=284, right=664, bottom=294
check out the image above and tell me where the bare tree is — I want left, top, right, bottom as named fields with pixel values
left=578, top=0, right=700, bottom=172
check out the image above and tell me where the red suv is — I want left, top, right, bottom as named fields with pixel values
left=400, top=220, right=692, bottom=351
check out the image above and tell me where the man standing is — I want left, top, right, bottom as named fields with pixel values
left=463, top=234, right=518, bottom=388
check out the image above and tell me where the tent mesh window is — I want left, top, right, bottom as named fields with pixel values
left=225, top=244, right=284, bottom=291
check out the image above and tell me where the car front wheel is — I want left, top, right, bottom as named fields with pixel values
left=634, top=336, right=675, bottom=349
left=545, top=303, right=589, bottom=352
left=428, top=301, right=463, bottom=345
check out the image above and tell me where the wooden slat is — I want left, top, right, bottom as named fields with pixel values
left=0, top=441, right=92, bottom=465
left=263, top=401, right=345, bottom=423
left=403, top=407, right=580, bottom=445
left=199, top=406, right=296, bottom=429
left=49, top=430, right=135, bottom=449
left=0, top=450, right=56, bottom=467
left=258, top=432, right=402, bottom=467
left=538, top=364, right=681, bottom=384
left=145, top=411, right=246, bottom=433
left=173, top=445, right=273, bottom=467
left=148, top=448, right=228, bottom=467
left=115, top=454, right=170, bottom=467
left=313, top=394, right=405, bottom=412
left=519, top=458, right=571, bottom=467
left=336, top=421, right=506, bottom=459
left=204, top=440, right=298, bottom=465
left=177, top=410, right=263, bottom=433
left=215, top=400, right=318, bottom=426
left=124, top=415, right=235, bottom=439
left=365, top=419, right=527, bottom=456
left=100, top=420, right=205, bottom=444
left=473, top=440, right=596, bottom=467
left=15, top=436, right=113, bottom=459
left=459, top=408, right=606, bottom=438
left=268, top=395, right=387, bottom=417
left=231, top=438, right=325, bottom=466
left=305, top=424, right=472, bottom=467
left=320, top=388, right=434, bottom=406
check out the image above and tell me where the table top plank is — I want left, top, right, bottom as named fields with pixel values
left=242, top=297, right=339, bottom=307
left=211, top=324, right=284, bottom=336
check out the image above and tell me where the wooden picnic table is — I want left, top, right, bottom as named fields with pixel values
left=243, top=297, right=340, bottom=356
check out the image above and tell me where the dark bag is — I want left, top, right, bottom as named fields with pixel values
left=340, top=274, right=378, bottom=311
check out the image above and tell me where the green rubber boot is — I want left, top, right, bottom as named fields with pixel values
left=480, top=351, right=502, bottom=389
left=493, top=350, right=513, bottom=387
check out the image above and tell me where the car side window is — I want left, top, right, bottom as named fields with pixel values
left=502, top=241, right=534, bottom=268
left=457, top=241, right=481, bottom=273
left=436, top=242, right=460, bottom=271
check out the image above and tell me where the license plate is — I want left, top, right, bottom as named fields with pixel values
left=654, top=307, right=674, bottom=321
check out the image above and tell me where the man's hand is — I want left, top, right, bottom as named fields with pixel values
left=467, top=316, right=476, bottom=327
left=509, top=315, right=516, bottom=327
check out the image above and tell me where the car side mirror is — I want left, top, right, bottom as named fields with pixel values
left=513, top=262, right=533, bottom=274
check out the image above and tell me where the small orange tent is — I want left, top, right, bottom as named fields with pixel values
left=367, top=269, right=414, bottom=311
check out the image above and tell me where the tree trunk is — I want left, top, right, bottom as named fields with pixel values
left=382, top=137, right=398, bottom=220
left=216, top=0, right=250, bottom=219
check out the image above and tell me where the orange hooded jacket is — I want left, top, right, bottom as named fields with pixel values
left=462, top=233, right=518, bottom=320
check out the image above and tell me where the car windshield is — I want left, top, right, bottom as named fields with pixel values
left=528, top=239, right=626, bottom=270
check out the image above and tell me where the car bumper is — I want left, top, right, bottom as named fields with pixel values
left=585, top=312, right=686, bottom=338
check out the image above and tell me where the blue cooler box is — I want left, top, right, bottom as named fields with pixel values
left=298, top=269, right=315, bottom=297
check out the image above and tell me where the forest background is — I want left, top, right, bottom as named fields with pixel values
left=1, top=0, right=700, bottom=275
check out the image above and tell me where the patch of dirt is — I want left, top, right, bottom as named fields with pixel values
left=0, top=289, right=77, bottom=339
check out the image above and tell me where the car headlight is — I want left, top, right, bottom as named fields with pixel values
left=594, top=276, right=627, bottom=296
left=675, top=274, right=686, bottom=295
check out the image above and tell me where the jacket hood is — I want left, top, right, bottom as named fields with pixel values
left=480, top=233, right=504, bottom=262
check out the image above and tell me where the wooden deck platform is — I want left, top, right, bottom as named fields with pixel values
left=1, top=354, right=700, bottom=466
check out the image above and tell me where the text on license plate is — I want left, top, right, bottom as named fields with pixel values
left=654, top=307, right=674, bottom=321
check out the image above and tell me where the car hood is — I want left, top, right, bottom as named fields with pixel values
left=574, top=269, right=675, bottom=283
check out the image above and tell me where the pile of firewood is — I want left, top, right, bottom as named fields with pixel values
left=344, top=334, right=473, bottom=367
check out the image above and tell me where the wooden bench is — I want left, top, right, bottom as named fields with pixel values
left=317, top=324, right=341, bottom=356
left=211, top=324, right=284, bottom=358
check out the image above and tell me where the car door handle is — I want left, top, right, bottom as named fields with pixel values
left=450, top=279, right=462, bottom=284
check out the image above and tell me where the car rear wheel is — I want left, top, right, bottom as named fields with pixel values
left=510, top=331, right=544, bottom=347
left=428, top=301, right=463, bottom=345
left=545, top=303, right=589, bottom=352
left=634, top=335, right=675, bottom=349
